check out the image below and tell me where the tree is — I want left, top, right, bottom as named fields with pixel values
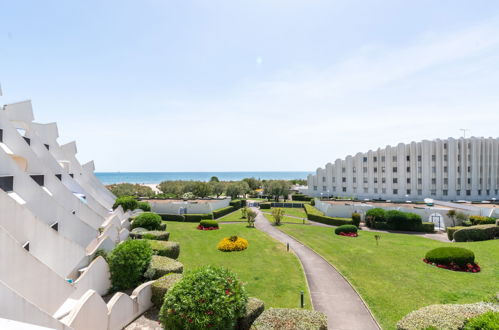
left=241, top=207, right=248, bottom=219
left=107, top=183, right=155, bottom=198
left=192, top=181, right=212, bottom=198
left=247, top=208, right=257, bottom=227
left=158, top=181, right=185, bottom=197
left=271, top=208, right=284, bottom=226
left=446, top=209, right=457, bottom=227
left=263, top=180, right=291, bottom=202
left=209, top=176, right=220, bottom=182
left=456, top=212, right=469, bottom=225
left=243, top=177, right=261, bottom=190
left=182, top=192, right=195, bottom=200
left=210, top=181, right=225, bottom=198
left=226, top=181, right=250, bottom=199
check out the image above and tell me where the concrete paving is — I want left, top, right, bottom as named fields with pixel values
left=253, top=208, right=380, bottom=330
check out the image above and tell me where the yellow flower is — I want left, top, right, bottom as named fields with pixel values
left=217, top=236, right=249, bottom=252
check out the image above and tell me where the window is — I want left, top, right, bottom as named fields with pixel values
left=468, top=166, right=471, bottom=172
left=418, top=167, right=422, bottom=173
left=382, top=178, right=386, bottom=183
left=444, top=166, right=448, bottom=173
left=478, top=190, right=482, bottom=195
left=457, top=166, right=461, bottom=173
left=458, top=155, right=461, bottom=161
left=363, top=157, right=367, bottom=162
left=444, top=155, right=448, bottom=161
left=55, top=174, right=62, bottom=181
left=374, top=188, right=378, bottom=193
left=382, top=188, right=386, bottom=194
left=457, top=190, right=461, bottom=196
left=444, top=143, right=447, bottom=149
left=373, top=156, right=377, bottom=162
left=374, top=178, right=378, bottom=184
left=432, top=155, right=436, bottom=161
left=407, top=178, right=411, bottom=184
left=353, top=177, right=357, bottom=183
left=342, top=177, right=346, bottom=183
left=342, top=168, right=346, bottom=173
left=467, top=178, right=471, bottom=184
left=417, top=189, right=422, bottom=195
left=30, top=175, right=45, bottom=186
left=432, top=167, right=436, bottom=173
left=393, top=189, right=398, bottom=194
left=342, top=187, right=347, bottom=192
left=313, top=186, right=317, bottom=191
left=374, top=167, right=378, bottom=173
left=322, top=177, right=326, bottom=182
left=353, top=167, right=356, bottom=173
left=431, top=190, right=436, bottom=196
left=50, top=222, right=58, bottom=231
left=363, top=178, right=368, bottom=184
left=457, top=178, right=461, bottom=184
left=332, top=177, right=336, bottom=183
left=333, top=187, right=336, bottom=192
left=382, top=167, right=386, bottom=173
left=443, top=190, right=448, bottom=196
left=393, top=156, right=397, bottom=162
left=323, top=186, right=327, bottom=191
left=406, top=189, right=411, bottom=195
left=0, top=129, right=3, bottom=142
left=393, top=167, right=398, bottom=173
left=406, top=155, right=410, bottom=161
left=418, top=155, right=422, bottom=161
left=466, top=190, right=471, bottom=196
left=23, top=241, right=30, bottom=252
left=381, top=156, right=386, bottom=162
left=393, top=178, right=398, bottom=184
left=432, top=178, right=436, bottom=184
left=418, top=178, right=422, bottom=184
left=406, top=167, right=410, bottom=172
left=363, top=188, right=368, bottom=193
left=363, top=167, right=368, bottom=173
left=444, top=178, right=448, bottom=184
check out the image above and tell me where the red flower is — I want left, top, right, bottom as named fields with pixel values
left=225, top=289, right=231, bottom=295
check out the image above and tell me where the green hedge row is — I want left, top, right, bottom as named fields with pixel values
left=446, top=226, right=466, bottom=241
left=453, top=224, right=499, bottom=242
left=469, top=215, right=497, bottom=226
left=151, top=274, right=183, bottom=307
left=260, top=203, right=271, bottom=209
left=213, top=206, right=236, bottom=219
left=145, top=255, right=183, bottom=280
left=229, top=199, right=246, bottom=209
left=146, top=240, right=180, bottom=259
left=291, top=194, right=314, bottom=201
left=160, top=213, right=213, bottom=222
left=373, top=221, right=435, bottom=233
left=304, top=204, right=353, bottom=226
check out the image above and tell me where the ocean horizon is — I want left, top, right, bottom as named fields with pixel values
left=96, top=171, right=312, bottom=185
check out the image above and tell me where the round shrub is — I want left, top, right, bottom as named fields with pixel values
left=396, top=302, right=499, bottom=330
left=366, top=208, right=386, bottom=222
left=198, top=219, right=219, bottom=230
left=425, top=247, right=475, bottom=267
left=159, top=266, right=248, bottom=330
left=113, top=196, right=138, bottom=211
left=334, top=225, right=358, bottom=235
left=463, top=311, right=499, bottom=330
left=351, top=213, right=361, bottom=227
left=137, top=201, right=151, bottom=212
left=107, top=240, right=153, bottom=291
left=131, top=212, right=162, bottom=230
left=251, top=308, right=327, bottom=330
left=147, top=240, right=180, bottom=259
left=151, top=273, right=183, bottom=307
left=217, top=236, right=249, bottom=252
left=145, top=255, right=183, bottom=280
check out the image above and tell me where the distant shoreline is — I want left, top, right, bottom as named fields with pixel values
left=96, top=171, right=311, bottom=185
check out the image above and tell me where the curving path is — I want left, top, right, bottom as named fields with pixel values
left=252, top=208, right=380, bottom=330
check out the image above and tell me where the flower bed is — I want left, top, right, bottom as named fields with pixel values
left=422, top=258, right=481, bottom=272
left=217, top=236, right=249, bottom=252
left=339, top=232, right=358, bottom=237
left=197, top=219, right=219, bottom=230
left=197, top=224, right=219, bottom=230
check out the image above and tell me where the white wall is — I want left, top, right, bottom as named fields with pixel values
left=149, top=199, right=231, bottom=214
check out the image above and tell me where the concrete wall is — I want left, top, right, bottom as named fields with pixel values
left=149, top=198, right=230, bottom=214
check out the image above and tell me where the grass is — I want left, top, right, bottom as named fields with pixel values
left=268, top=207, right=307, bottom=218
left=278, top=225, right=499, bottom=329
left=166, top=221, right=311, bottom=309
left=218, top=209, right=248, bottom=222
left=262, top=213, right=309, bottom=225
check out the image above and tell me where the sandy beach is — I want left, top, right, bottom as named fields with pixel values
left=143, top=183, right=160, bottom=193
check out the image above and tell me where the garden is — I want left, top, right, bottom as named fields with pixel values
left=278, top=224, right=499, bottom=329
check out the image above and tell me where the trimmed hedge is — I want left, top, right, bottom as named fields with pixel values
left=386, top=210, right=422, bottom=231
left=151, top=273, right=183, bottom=307
left=184, top=213, right=213, bottom=222
left=469, top=215, right=497, bottom=226
left=335, top=225, right=358, bottom=235
left=425, top=247, right=475, bottom=267
left=230, top=199, right=245, bottom=209
left=454, top=224, right=499, bottom=242
left=304, top=204, right=353, bottom=226
left=365, top=208, right=387, bottom=225
left=237, top=297, right=265, bottom=330
left=199, top=220, right=219, bottom=228
left=131, top=212, right=162, bottom=230
left=446, top=226, right=466, bottom=241
left=144, top=255, right=183, bottom=280
left=418, top=222, right=436, bottom=233
left=160, top=214, right=185, bottom=221
left=251, top=308, right=327, bottom=330
left=130, top=230, right=170, bottom=241
left=397, top=302, right=499, bottom=330
left=213, top=206, right=236, bottom=219
left=352, top=213, right=361, bottom=227
left=113, top=196, right=138, bottom=211
left=291, top=194, right=314, bottom=201
left=137, top=201, right=151, bottom=212
left=260, top=203, right=271, bottom=209
left=463, top=311, right=499, bottom=330
left=146, top=240, right=180, bottom=259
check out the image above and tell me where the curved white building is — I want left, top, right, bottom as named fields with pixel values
left=307, top=137, right=499, bottom=201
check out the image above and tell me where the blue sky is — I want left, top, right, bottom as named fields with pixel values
left=1, top=1, right=499, bottom=171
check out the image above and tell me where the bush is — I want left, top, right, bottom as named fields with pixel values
left=107, top=240, right=153, bottom=291
left=131, top=212, right=162, bottom=230
left=137, top=201, right=151, bottom=212
left=113, top=196, right=138, bottom=211
left=151, top=273, right=183, bottom=307
left=144, top=255, right=183, bottom=280
left=310, top=199, right=315, bottom=206
left=386, top=210, right=422, bottom=231
left=304, top=204, right=353, bottom=226
left=335, top=225, right=358, bottom=235
left=417, top=222, right=435, bottom=233
left=454, top=225, right=499, bottom=242
left=92, top=249, right=108, bottom=262
left=469, top=215, right=497, bottom=226
left=146, top=240, right=180, bottom=259
left=160, top=214, right=185, bottom=221
left=396, top=302, right=499, bottom=330
left=463, top=311, right=499, bottom=330
left=365, top=208, right=386, bottom=225
left=237, top=297, right=265, bottom=330
left=446, top=226, right=466, bottom=241
left=213, top=206, right=235, bottom=219
left=160, top=266, right=248, bottom=330
left=199, top=220, right=219, bottom=228
left=425, top=247, right=475, bottom=267
left=230, top=199, right=243, bottom=209
left=351, top=213, right=361, bottom=227
left=217, top=236, right=249, bottom=252
left=251, top=308, right=327, bottom=330
left=184, top=213, right=213, bottom=222
left=260, top=202, right=271, bottom=209
left=130, top=230, right=170, bottom=241
left=291, top=194, right=313, bottom=201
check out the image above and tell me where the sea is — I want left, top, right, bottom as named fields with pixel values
left=95, top=172, right=312, bottom=185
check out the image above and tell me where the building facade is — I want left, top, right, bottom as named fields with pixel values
left=307, top=137, right=499, bottom=201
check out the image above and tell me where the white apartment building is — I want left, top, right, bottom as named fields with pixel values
left=0, top=92, right=152, bottom=329
left=307, top=137, right=499, bottom=201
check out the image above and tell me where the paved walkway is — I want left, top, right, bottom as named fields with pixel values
left=252, top=208, right=380, bottom=330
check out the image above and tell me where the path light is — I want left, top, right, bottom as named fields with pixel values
left=287, top=242, right=289, bottom=252
left=374, top=235, right=381, bottom=246
left=300, top=291, right=304, bottom=308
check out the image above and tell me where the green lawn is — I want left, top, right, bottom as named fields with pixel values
left=278, top=225, right=499, bottom=330
left=218, top=209, right=248, bottom=222
left=166, top=221, right=311, bottom=309
left=262, top=212, right=309, bottom=224
left=270, top=207, right=307, bottom=218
